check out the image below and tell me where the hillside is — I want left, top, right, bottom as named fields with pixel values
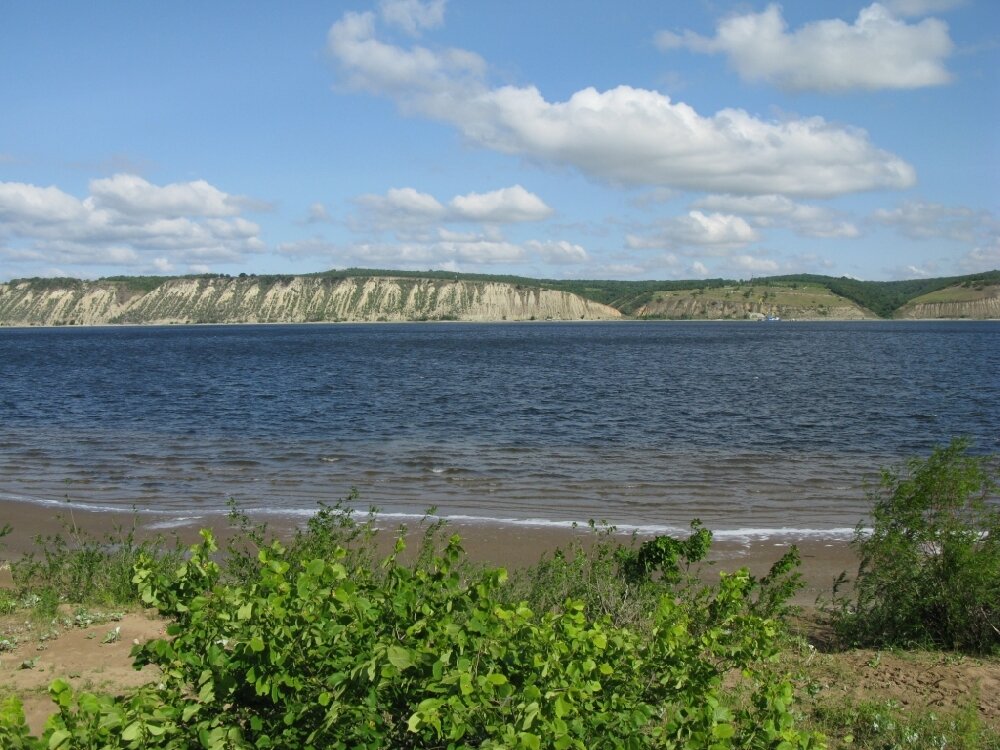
left=631, top=282, right=874, bottom=320
left=0, top=275, right=621, bottom=326
left=317, top=268, right=1000, bottom=320
left=894, top=281, right=1000, bottom=319
left=1, top=269, right=998, bottom=326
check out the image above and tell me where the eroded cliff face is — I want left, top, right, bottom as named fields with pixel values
left=0, top=276, right=622, bottom=326
left=894, top=285, right=1000, bottom=320
left=633, top=291, right=874, bottom=321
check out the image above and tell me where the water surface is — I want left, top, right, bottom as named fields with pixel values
left=1, top=321, right=996, bottom=539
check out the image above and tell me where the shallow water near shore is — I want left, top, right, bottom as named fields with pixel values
left=1, top=320, right=997, bottom=538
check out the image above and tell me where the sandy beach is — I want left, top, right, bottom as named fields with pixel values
left=0, top=497, right=856, bottom=606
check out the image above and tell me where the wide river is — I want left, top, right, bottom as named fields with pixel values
left=1, top=321, right=997, bottom=540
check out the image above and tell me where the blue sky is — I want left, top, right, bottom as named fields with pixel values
left=1, top=0, right=997, bottom=282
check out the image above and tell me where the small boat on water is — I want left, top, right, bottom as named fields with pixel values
left=764, top=314, right=781, bottom=322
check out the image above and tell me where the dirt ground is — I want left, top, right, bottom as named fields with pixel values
left=790, top=639, right=1000, bottom=729
left=0, top=608, right=167, bottom=735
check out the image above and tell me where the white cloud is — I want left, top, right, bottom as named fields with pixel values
left=627, top=211, right=759, bottom=250
left=656, top=3, right=953, bottom=92
left=690, top=261, right=710, bottom=277
left=88, top=173, right=247, bottom=218
left=527, top=239, right=589, bottom=264
left=328, top=9, right=915, bottom=197
left=448, top=185, right=553, bottom=223
left=0, top=182, right=87, bottom=223
left=0, top=175, right=264, bottom=273
left=356, top=184, right=551, bottom=229
left=278, top=231, right=527, bottom=269
left=730, top=255, right=781, bottom=273
left=872, top=200, right=995, bottom=242
left=328, top=10, right=485, bottom=96
left=306, top=203, right=331, bottom=223
left=692, top=194, right=859, bottom=238
left=379, top=0, right=446, bottom=36
left=356, top=187, right=446, bottom=226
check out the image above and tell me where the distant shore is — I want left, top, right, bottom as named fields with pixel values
left=3, top=317, right=998, bottom=330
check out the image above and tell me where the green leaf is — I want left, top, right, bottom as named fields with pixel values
left=387, top=645, right=413, bottom=670
left=519, top=731, right=541, bottom=750
left=47, top=729, right=72, bottom=749
left=712, top=722, right=735, bottom=739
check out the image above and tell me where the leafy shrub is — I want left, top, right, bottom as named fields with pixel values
left=1, top=524, right=822, bottom=748
left=503, top=520, right=803, bottom=632
left=832, top=439, right=1000, bottom=653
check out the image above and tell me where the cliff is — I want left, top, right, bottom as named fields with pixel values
left=894, top=283, right=1000, bottom=320
left=0, top=275, right=622, bottom=326
left=632, top=283, right=875, bottom=320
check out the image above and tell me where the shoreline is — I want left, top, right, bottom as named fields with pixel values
left=2, top=317, right=997, bottom=330
left=0, top=497, right=856, bottom=606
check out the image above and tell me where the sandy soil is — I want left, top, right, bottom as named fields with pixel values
left=1, top=500, right=997, bottom=738
left=0, top=608, right=167, bottom=735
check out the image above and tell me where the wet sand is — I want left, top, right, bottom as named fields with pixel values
left=0, top=497, right=857, bottom=606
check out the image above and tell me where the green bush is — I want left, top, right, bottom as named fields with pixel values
left=1, top=523, right=822, bottom=748
left=832, top=439, right=1000, bottom=653
left=502, top=520, right=803, bottom=633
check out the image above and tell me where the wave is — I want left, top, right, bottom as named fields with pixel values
left=1, top=490, right=864, bottom=542
left=243, top=505, right=860, bottom=541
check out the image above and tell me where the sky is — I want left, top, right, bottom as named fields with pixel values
left=1, top=1, right=997, bottom=283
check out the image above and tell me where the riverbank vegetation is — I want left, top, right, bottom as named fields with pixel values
left=0, top=442, right=997, bottom=748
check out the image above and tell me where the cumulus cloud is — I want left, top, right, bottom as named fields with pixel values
left=692, top=194, right=860, bottom=238
left=306, top=203, right=332, bottom=223
left=656, top=3, right=953, bottom=92
left=355, top=184, right=551, bottom=230
left=872, top=200, right=996, bottom=242
left=87, top=174, right=249, bottom=218
left=527, top=239, right=589, bottom=264
left=278, top=231, right=526, bottom=269
left=626, top=211, right=759, bottom=250
left=449, top=185, right=553, bottom=223
left=356, top=187, right=446, bottom=227
left=730, top=255, right=781, bottom=273
left=0, top=175, right=264, bottom=273
left=328, top=9, right=915, bottom=197
left=328, top=10, right=485, bottom=95
left=379, top=0, right=446, bottom=36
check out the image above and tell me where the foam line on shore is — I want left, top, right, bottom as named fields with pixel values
left=1, top=492, right=861, bottom=542
left=244, top=506, right=861, bottom=541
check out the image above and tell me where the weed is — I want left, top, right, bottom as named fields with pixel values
left=9, top=511, right=185, bottom=612
left=806, top=696, right=999, bottom=750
